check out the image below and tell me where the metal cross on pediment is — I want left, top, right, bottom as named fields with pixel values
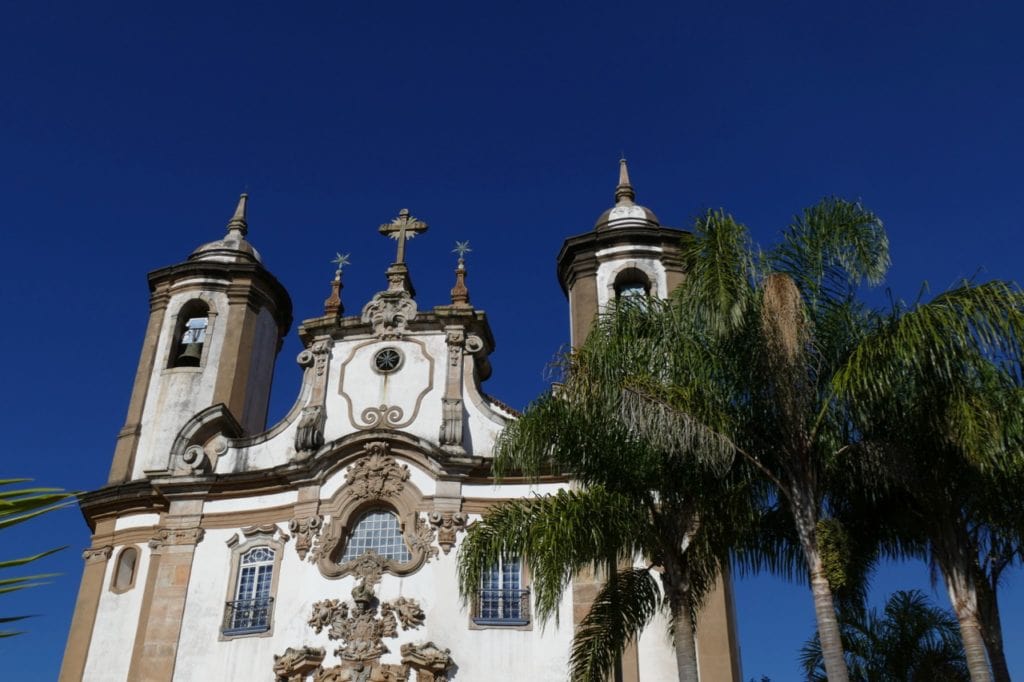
left=378, top=209, right=428, bottom=264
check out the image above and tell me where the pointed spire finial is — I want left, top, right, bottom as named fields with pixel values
left=324, top=252, right=349, bottom=317
left=227, top=193, right=249, bottom=236
left=450, top=241, right=471, bottom=307
left=615, top=158, right=636, bottom=205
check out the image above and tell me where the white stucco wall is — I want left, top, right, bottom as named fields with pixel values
left=83, top=544, right=151, bottom=682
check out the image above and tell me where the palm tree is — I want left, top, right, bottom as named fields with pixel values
left=835, top=284, right=1024, bottom=681
left=457, top=299, right=757, bottom=682
left=800, top=590, right=969, bottom=681
left=0, top=479, right=72, bottom=636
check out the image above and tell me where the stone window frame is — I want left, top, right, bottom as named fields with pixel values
left=467, top=555, right=533, bottom=631
left=165, top=297, right=218, bottom=372
left=220, top=526, right=286, bottom=641
left=315, top=454, right=435, bottom=580
left=109, top=545, right=140, bottom=594
left=612, top=265, right=653, bottom=300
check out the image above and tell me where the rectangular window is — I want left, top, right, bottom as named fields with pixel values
left=223, top=547, right=275, bottom=635
left=474, top=556, right=529, bottom=626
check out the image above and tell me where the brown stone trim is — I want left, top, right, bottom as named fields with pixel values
left=58, top=543, right=112, bottom=681
left=695, top=568, right=742, bottom=682
left=108, top=283, right=170, bottom=484
left=125, top=522, right=204, bottom=682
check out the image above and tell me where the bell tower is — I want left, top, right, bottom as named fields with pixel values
left=107, top=194, right=293, bottom=483
left=556, top=160, right=688, bottom=346
left=556, top=162, right=742, bottom=681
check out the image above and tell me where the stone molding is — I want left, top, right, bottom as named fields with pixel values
left=428, top=512, right=467, bottom=555
left=148, top=527, right=204, bottom=549
left=82, top=545, right=113, bottom=563
left=288, top=514, right=323, bottom=561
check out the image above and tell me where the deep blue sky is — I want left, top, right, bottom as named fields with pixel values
left=1, top=2, right=1021, bottom=679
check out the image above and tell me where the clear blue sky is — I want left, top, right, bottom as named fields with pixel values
left=1, top=2, right=1021, bottom=679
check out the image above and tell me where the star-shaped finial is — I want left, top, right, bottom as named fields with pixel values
left=453, top=241, right=472, bottom=263
left=331, top=252, right=351, bottom=276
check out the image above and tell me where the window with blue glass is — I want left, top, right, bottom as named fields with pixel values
left=474, top=556, right=529, bottom=626
left=340, top=510, right=412, bottom=563
left=223, top=546, right=275, bottom=635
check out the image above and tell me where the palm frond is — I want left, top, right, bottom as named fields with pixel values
left=568, top=568, right=663, bottom=682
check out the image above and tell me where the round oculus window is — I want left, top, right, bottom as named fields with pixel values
left=373, top=347, right=403, bottom=373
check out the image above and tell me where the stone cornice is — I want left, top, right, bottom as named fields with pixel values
left=146, top=259, right=293, bottom=333
left=78, top=431, right=495, bottom=528
left=556, top=225, right=691, bottom=296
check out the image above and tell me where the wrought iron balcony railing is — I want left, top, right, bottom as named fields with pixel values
left=222, top=597, right=274, bottom=635
left=472, top=588, right=531, bottom=626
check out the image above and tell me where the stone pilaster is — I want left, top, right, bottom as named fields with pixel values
left=126, top=501, right=204, bottom=682
left=58, top=542, right=113, bottom=681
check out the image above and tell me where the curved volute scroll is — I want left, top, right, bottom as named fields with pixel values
left=294, top=337, right=333, bottom=461
left=314, top=441, right=439, bottom=579
left=165, top=403, right=243, bottom=476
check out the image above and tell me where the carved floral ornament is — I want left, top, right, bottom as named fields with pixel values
left=345, top=442, right=410, bottom=500
left=274, top=572, right=454, bottom=682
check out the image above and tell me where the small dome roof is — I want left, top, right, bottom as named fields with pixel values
left=189, top=194, right=263, bottom=264
left=593, top=159, right=661, bottom=230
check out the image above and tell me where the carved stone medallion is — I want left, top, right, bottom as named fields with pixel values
left=346, top=443, right=410, bottom=500
left=428, top=512, right=467, bottom=555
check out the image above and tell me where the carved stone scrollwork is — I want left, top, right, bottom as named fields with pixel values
left=401, top=642, right=455, bottom=682
left=296, top=405, right=327, bottom=457
left=361, top=290, right=418, bottom=340
left=308, top=579, right=424, bottom=665
left=359, top=405, right=406, bottom=430
left=445, top=328, right=464, bottom=367
left=274, top=647, right=326, bottom=682
left=312, top=340, right=331, bottom=376
left=428, top=512, right=467, bottom=555
left=346, top=443, right=410, bottom=500
left=438, top=398, right=463, bottom=449
left=180, top=444, right=212, bottom=475
left=407, top=515, right=439, bottom=562
left=464, top=334, right=484, bottom=354
left=82, top=545, right=113, bottom=563
left=289, top=514, right=323, bottom=561
left=149, top=527, right=204, bottom=549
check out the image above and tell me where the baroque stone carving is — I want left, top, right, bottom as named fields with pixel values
left=274, top=646, right=326, bottom=682
left=308, top=579, right=424, bottom=664
left=361, top=290, right=418, bottom=340
left=401, top=642, right=455, bottom=682
left=149, top=527, right=204, bottom=549
left=82, top=545, right=113, bottom=563
left=289, top=515, right=323, bottom=561
left=428, top=512, right=467, bottom=555
left=406, top=515, right=439, bottom=562
left=438, top=398, right=463, bottom=449
left=296, top=405, right=327, bottom=456
left=358, top=405, right=406, bottom=430
left=346, top=443, right=410, bottom=500
left=180, top=444, right=212, bottom=475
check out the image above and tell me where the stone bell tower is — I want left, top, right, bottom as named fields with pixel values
left=106, top=194, right=293, bottom=483
left=556, top=161, right=743, bottom=681
left=556, top=159, right=688, bottom=347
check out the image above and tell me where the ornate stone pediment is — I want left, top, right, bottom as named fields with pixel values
left=346, top=442, right=410, bottom=500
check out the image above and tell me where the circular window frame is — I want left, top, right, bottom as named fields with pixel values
left=372, top=347, right=404, bottom=374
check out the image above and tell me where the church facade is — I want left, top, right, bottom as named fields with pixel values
left=59, top=164, right=741, bottom=681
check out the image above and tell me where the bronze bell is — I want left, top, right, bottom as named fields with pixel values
left=174, top=343, right=203, bottom=367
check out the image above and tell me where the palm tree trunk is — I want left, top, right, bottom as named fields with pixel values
left=942, top=562, right=992, bottom=682
left=975, top=572, right=1011, bottom=682
left=792, top=495, right=850, bottom=682
left=670, top=600, right=700, bottom=682
left=806, top=548, right=850, bottom=682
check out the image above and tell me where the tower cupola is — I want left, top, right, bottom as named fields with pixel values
left=557, top=160, right=688, bottom=345
left=592, top=159, right=661, bottom=230
left=190, top=193, right=263, bottom=264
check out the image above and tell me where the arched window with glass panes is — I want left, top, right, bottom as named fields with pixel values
left=340, top=509, right=412, bottom=563
left=223, top=546, right=275, bottom=635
